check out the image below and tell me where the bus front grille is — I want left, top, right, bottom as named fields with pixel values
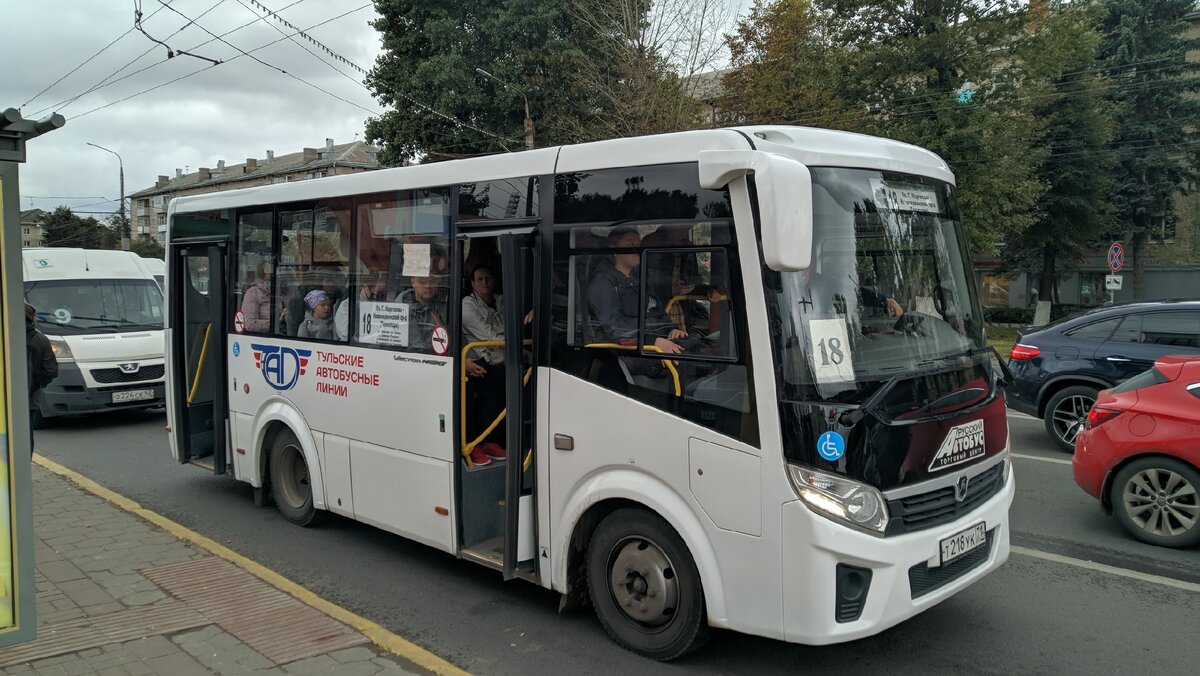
left=886, top=462, right=1004, bottom=536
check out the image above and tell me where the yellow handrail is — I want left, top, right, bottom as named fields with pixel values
left=460, top=338, right=534, bottom=468
left=663, top=292, right=727, bottom=315
left=583, top=343, right=682, bottom=397
left=187, top=323, right=212, bottom=404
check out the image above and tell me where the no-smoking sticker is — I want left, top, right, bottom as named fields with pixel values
left=431, top=325, right=449, bottom=355
left=233, top=310, right=245, bottom=334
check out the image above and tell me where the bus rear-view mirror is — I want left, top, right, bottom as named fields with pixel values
left=698, top=149, right=813, bottom=272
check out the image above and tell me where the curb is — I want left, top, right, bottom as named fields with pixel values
left=33, top=454, right=471, bottom=676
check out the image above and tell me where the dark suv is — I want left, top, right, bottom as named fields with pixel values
left=1006, top=300, right=1200, bottom=451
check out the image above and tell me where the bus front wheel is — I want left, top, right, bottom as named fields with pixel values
left=269, top=430, right=321, bottom=527
left=586, top=508, right=709, bottom=661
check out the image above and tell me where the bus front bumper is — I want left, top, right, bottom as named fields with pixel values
left=37, top=362, right=166, bottom=419
left=780, top=467, right=1015, bottom=645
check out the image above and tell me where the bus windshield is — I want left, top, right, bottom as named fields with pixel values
left=26, top=279, right=164, bottom=335
left=768, top=167, right=988, bottom=410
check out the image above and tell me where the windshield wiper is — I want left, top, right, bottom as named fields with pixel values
left=917, top=344, right=992, bottom=366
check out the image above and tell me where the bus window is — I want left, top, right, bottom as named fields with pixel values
left=459, top=177, right=538, bottom=221
left=275, top=202, right=351, bottom=340
left=235, top=210, right=273, bottom=335
left=350, top=189, right=452, bottom=352
left=552, top=220, right=756, bottom=444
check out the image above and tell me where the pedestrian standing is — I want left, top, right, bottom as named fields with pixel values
left=25, top=303, right=58, bottom=452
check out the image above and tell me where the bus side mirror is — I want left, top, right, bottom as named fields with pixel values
left=698, top=150, right=813, bottom=272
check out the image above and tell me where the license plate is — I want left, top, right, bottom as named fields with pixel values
left=939, top=522, right=987, bottom=565
left=112, top=389, right=155, bottom=403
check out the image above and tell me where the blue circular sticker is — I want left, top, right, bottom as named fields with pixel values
left=232, top=342, right=241, bottom=357
left=817, top=431, right=846, bottom=462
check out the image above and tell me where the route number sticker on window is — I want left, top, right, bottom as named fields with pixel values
left=870, top=179, right=939, bottom=213
left=808, top=318, right=855, bottom=384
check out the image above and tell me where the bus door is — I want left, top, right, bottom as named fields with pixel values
left=456, top=229, right=539, bottom=580
left=170, top=243, right=229, bottom=474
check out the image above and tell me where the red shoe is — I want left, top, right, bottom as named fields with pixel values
left=481, top=442, right=507, bottom=460
left=469, top=446, right=492, bottom=467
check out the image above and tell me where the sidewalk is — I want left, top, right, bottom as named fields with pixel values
left=0, top=459, right=468, bottom=676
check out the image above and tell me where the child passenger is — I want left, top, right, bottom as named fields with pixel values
left=297, top=290, right=335, bottom=339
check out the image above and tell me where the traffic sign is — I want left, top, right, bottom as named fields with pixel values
left=1107, top=242, right=1124, bottom=273
left=1105, top=274, right=1123, bottom=291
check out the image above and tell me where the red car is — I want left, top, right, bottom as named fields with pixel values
left=1073, top=355, right=1200, bottom=549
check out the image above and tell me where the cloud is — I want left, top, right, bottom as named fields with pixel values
left=5, top=0, right=383, bottom=216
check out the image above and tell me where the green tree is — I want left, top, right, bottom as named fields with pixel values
left=365, top=0, right=585, bottom=164
left=41, top=207, right=108, bottom=249
left=130, top=239, right=165, bottom=259
left=1098, top=0, right=1200, bottom=299
left=1005, top=0, right=1115, bottom=302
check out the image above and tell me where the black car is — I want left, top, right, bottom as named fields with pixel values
left=1006, top=300, right=1200, bottom=451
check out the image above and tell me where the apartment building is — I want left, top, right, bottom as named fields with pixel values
left=19, top=209, right=47, bottom=248
left=129, top=139, right=380, bottom=242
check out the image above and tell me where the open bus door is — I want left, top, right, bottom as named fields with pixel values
left=456, top=230, right=539, bottom=581
left=170, top=243, right=228, bottom=474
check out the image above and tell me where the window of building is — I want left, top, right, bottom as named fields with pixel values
left=153, top=195, right=166, bottom=207
left=157, top=213, right=166, bottom=225
left=138, top=215, right=149, bottom=229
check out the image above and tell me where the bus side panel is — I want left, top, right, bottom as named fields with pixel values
left=350, top=440, right=454, bottom=553
left=231, top=411, right=258, bottom=484
left=546, top=371, right=787, bottom=639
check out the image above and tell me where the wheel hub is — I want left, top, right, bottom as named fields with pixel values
left=609, top=537, right=679, bottom=627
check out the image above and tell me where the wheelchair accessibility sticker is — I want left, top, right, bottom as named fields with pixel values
left=817, top=431, right=845, bottom=462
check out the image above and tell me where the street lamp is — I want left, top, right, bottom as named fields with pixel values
left=475, top=68, right=534, bottom=150
left=86, top=142, right=128, bottom=250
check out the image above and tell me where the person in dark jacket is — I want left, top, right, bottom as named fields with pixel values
left=25, top=303, right=58, bottom=449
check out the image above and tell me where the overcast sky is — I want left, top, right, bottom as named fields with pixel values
left=5, top=1, right=749, bottom=220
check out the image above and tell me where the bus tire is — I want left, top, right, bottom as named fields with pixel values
left=269, top=429, right=322, bottom=527
left=586, top=508, right=710, bottom=661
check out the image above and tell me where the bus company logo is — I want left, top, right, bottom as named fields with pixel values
left=929, top=419, right=985, bottom=472
left=250, top=343, right=312, bottom=391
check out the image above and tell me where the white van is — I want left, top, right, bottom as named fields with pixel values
left=23, top=248, right=166, bottom=426
left=136, top=256, right=166, bottom=292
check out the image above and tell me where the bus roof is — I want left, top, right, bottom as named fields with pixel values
left=168, top=126, right=953, bottom=217
left=22, top=248, right=152, bottom=281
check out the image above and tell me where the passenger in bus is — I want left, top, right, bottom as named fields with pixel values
left=396, top=269, right=448, bottom=349
left=461, top=263, right=532, bottom=464
left=240, top=260, right=279, bottom=333
left=643, top=224, right=699, bottom=330
left=297, top=290, right=335, bottom=339
left=333, top=272, right=387, bottom=341
left=587, top=228, right=688, bottom=355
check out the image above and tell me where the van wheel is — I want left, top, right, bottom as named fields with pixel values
left=269, top=430, right=322, bottom=526
left=1111, top=457, right=1200, bottom=549
left=1043, top=385, right=1098, bottom=453
left=586, top=508, right=709, bottom=661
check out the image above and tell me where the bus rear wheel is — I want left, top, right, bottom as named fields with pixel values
left=586, top=508, right=709, bottom=661
left=269, top=430, right=321, bottom=527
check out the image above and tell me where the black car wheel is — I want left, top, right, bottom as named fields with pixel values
left=1043, top=385, right=1098, bottom=452
left=1111, top=457, right=1200, bottom=549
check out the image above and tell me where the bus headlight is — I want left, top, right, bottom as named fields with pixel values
left=46, top=335, right=74, bottom=362
left=788, top=464, right=889, bottom=534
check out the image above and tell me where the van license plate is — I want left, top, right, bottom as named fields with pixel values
left=112, top=389, right=154, bottom=403
left=939, top=522, right=987, bottom=565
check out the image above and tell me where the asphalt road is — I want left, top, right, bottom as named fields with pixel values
left=35, top=408, right=1200, bottom=675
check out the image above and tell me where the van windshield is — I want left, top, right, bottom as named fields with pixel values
left=26, top=279, right=164, bottom=335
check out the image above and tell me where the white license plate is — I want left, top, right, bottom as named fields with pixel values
left=112, top=389, right=155, bottom=403
left=939, top=522, right=987, bottom=565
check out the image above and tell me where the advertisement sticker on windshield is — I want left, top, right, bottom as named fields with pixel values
left=929, top=419, right=986, bottom=472
left=808, top=318, right=855, bottom=384
left=870, top=179, right=939, bottom=213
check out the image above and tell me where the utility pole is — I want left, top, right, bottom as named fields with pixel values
left=86, top=142, right=127, bottom=250
left=474, top=68, right=534, bottom=150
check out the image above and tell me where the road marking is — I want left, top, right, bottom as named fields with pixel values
left=1007, top=410, right=1037, bottom=421
left=1012, top=452, right=1073, bottom=466
left=34, top=455, right=471, bottom=676
left=1012, top=546, right=1200, bottom=593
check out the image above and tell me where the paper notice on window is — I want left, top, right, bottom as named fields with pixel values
left=357, top=300, right=410, bottom=347
left=401, top=243, right=431, bottom=277
left=870, top=179, right=939, bottom=213
left=808, top=318, right=855, bottom=384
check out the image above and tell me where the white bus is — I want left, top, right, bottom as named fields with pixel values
left=165, top=126, right=1014, bottom=659
left=23, top=248, right=166, bottom=427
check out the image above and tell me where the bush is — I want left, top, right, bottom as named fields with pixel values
left=983, top=307, right=1034, bottom=324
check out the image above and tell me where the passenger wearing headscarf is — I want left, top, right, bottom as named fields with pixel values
left=297, top=289, right=335, bottom=339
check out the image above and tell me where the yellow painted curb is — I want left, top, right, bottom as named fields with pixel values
left=33, top=455, right=471, bottom=676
